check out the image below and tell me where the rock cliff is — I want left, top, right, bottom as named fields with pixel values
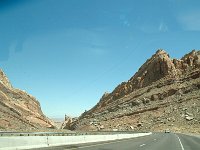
left=0, top=69, right=54, bottom=131
left=74, top=49, right=200, bottom=133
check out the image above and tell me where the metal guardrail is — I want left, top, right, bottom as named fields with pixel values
left=0, top=131, right=148, bottom=137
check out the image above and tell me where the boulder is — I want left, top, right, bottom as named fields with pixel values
left=185, top=116, right=194, bottom=121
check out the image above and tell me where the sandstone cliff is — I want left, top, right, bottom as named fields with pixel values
left=74, top=49, right=200, bottom=133
left=0, top=69, right=54, bottom=131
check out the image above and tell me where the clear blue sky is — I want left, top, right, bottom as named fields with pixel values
left=0, top=0, right=200, bottom=118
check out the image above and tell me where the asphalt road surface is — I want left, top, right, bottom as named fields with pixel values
left=30, top=133, right=200, bottom=150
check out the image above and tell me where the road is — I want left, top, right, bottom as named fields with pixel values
left=30, top=133, right=200, bottom=150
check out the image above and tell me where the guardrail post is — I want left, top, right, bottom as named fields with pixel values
left=47, top=136, right=49, bottom=147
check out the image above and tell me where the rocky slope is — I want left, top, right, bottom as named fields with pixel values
left=0, top=69, right=54, bottom=131
left=73, top=49, right=200, bottom=134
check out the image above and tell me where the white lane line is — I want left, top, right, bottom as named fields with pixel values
left=140, top=144, right=146, bottom=147
left=177, top=135, right=185, bottom=150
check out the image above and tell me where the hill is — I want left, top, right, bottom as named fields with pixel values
left=0, top=69, right=54, bottom=131
left=72, top=49, right=200, bottom=134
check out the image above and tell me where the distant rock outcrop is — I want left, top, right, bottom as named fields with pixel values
left=60, top=115, right=78, bottom=130
left=0, top=69, right=54, bottom=131
left=75, top=49, right=200, bottom=134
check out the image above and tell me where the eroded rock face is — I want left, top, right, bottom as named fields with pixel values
left=0, top=69, right=54, bottom=131
left=131, top=50, right=178, bottom=87
left=0, top=69, right=12, bottom=88
left=86, top=50, right=200, bottom=110
left=181, top=50, right=200, bottom=68
left=76, top=49, right=200, bottom=133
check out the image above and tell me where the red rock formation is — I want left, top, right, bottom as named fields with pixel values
left=79, top=49, right=200, bottom=124
left=0, top=69, right=54, bottom=131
